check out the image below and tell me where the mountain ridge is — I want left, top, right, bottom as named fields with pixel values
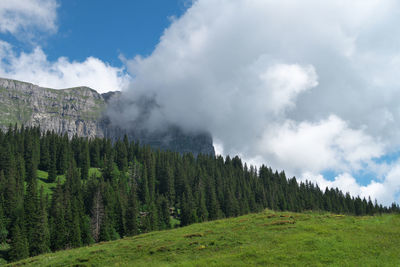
left=0, top=77, right=215, bottom=155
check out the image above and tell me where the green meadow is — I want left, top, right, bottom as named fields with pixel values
left=9, top=210, right=400, bottom=266
left=35, top=168, right=102, bottom=196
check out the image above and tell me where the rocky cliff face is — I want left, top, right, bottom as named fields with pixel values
left=0, top=78, right=215, bottom=155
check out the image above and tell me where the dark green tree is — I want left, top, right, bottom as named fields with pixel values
left=125, top=187, right=139, bottom=236
left=9, top=222, right=29, bottom=261
left=158, top=195, right=170, bottom=229
left=49, top=181, right=66, bottom=251
left=80, top=141, right=90, bottom=180
left=29, top=187, right=50, bottom=256
left=0, top=205, right=8, bottom=243
left=47, top=137, right=57, bottom=182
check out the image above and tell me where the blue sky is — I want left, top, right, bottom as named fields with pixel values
left=0, top=1, right=187, bottom=65
left=46, top=0, right=187, bottom=65
left=1, top=0, right=400, bottom=205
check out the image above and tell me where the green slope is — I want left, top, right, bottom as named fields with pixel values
left=9, top=210, right=400, bottom=266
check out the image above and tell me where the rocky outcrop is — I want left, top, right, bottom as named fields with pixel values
left=0, top=78, right=215, bottom=155
left=0, top=78, right=106, bottom=138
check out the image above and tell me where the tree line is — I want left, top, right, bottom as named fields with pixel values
left=0, top=125, right=398, bottom=262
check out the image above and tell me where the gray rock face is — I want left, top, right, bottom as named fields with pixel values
left=0, top=78, right=215, bottom=155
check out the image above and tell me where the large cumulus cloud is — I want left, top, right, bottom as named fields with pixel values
left=116, top=0, right=400, bottom=205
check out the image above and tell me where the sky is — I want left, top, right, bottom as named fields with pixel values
left=1, top=0, right=400, bottom=205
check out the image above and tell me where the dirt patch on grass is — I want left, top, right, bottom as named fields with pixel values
left=232, top=226, right=245, bottom=232
left=332, top=215, right=345, bottom=218
left=184, top=233, right=204, bottom=238
left=264, top=220, right=296, bottom=226
left=156, top=246, right=171, bottom=252
left=89, top=249, right=106, bottom=255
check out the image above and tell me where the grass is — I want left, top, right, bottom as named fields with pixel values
left=170, top=217, right=181, bottom=228
left=35, top=168, right=101, bottom=196
left=89, top=168, right=102, bottom=178
left=8, top=210, right=400, bottom=266
left=36, top=170, right=65, bottom=196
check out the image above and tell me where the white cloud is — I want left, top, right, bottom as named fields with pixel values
left=0, top=0, right=129, bottom=93
left=0, top=0, right=397, bottom=204
left=0, top=42, right=130, bottom=93
left=259, top=64, right=318, bottom=113
left=302, top=166, right=400, bottom=206
left=110, top=0, right=400, bottom=204
left=301, top=172, right=362, bottom=197
left=260, top=115, right=384, bottom=174
left=0, top=0, right=58, bottom=38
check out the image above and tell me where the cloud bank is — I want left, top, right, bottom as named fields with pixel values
left=115, top=0, right=400, bottom=205
left=0, top=42, right=130, bottom=93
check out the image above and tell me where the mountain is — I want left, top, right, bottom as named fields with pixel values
left=0, top=78, right=214, bottom=155
left=8, top=210, right=400, bottom=266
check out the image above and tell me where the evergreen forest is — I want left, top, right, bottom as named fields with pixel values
left=0, top=126, right=399, bottom=263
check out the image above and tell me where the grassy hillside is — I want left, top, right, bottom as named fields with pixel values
left=9, top=210, right=400, bottom=266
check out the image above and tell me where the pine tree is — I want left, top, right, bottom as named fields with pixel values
left=125, top=187, right=139, bottom=236
left=9, top=222, right=29, bottom=261
left=0, top=205, right=8, bottom=243
left=64, top=160, right=84, bottom=248
left=80, top=215, right=94, bottom=246
left=197, top=187, right=209, bottom=222
left=70, top=210, right=83, bottom=248
left=80, top=141, right=90, bottom=180
left=206, top=178, right=219, bottom=220
left=139, top=164, right=150, bottom=207
left=146, top=153, right=156, bottom=202
left=158, top=195, right=170, bottom=229
left=2, top=152, right=21, bottom=222
left=99, top=216, right=111, bottom=242
left=89, top=139, right=101, bottom=168
left=180, top=191, right=197, bottom=226
left=367, top=197, right=375, bottom=215
left=102, top=154, right=114, bottom=182
left=115, top=194, right=126, bottom=237
left=56, top=135, right=69, bottom=174
left=39, top=137, right=50, bottom=171
left=354, top=196, right=364, bottom=216
left=115, top=140, right=128, bottom=172
left=29, top=187, right=50, bottom=256
left=148, top=201, right=159, bottom=231
left=49, top=181, right=66, bottom=251
left=48, top=137, right=57, bottom=182
left=159, top=160, right=175, bottom=204
left=24, top=153, right=39, bottom=255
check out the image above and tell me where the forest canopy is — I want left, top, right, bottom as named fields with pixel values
left=0, top=125, right=398, bottom=263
